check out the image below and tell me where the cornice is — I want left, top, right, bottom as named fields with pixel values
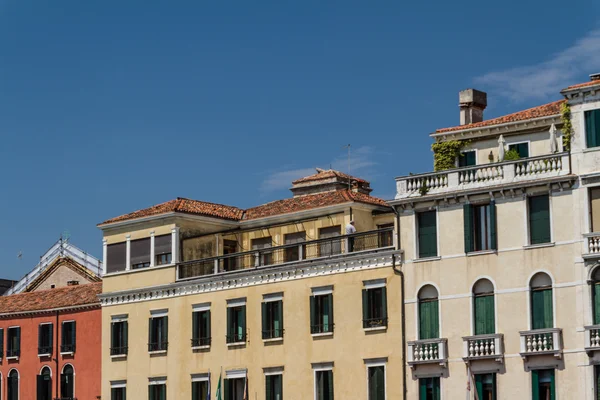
left=0, top=303, right=100, bottom=319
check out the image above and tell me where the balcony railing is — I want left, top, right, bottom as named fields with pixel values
left=584, top=233, right=600, bottom=258
left=178, top=228, right=394, bottom=280
left=311, top=323, right=335, bottom=335
left=226, top=332, right=247, bottom=344
left=585, top=325, right=600, bottom=355
left=6, top=349, right=20, bottom=358
left=262, top=329, right=284, bottom=340
left=407, top=338, right=448, bottom=368
left=38, top=346, right=53, bottom=356
left=363, top=317, right=388, bottom=329
left=396, top=152, right=570, bottom=199
left=148, top=342, right=168, bottom=352
left=191, top=337, right=212, bottom=347
left=462, top=334, right=504, bottom=362
left=519, top=328, right=563, bottom=359
left=110, top=346, right=128, bottom=356
left=60, top=344, right=75, bottom=353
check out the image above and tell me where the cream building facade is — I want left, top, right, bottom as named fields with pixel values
left=98, top=171, right=404, bottom=400
left=390, top=74, right=600, bottom=399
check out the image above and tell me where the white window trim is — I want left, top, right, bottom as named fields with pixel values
left=507, top=140, right=531, bottom=157
left=263, top=292, right=284, bottom=302
left=192, top=303, right=211, bottom=312
left=312, top=363, right=334, bottom=400
left=456, top=148, right=477, bottom=167
left=191, top=373, right=210, bottom=382
left=149, top=377, right=167, bottom=385
left=363, top=279, right=386, bottom=290
left=111, top=314, right=128, bottom=323
left=39, top=366, right=52, bottom=376
left=364, top=359, right=387, bottom=400
left=311, top=286, right=333, bottom=296
left=150, top=309, right=168, bottom=318
left=227, top=298, right=247, bottom=308
left=111, top=380, right=127, bottom=389
left=226, top=369, right=247, bottom=380
left=263, top=366, right=284, bottom=376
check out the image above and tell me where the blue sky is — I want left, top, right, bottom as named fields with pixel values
left=0, top=0, right=598, bottom=280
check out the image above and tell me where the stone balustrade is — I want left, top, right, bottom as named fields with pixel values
left=585, top=325, right=600, bottom=355
left=407, top=338, right=448, bottom=368
left=519, top=328, right=562, bottom=359
left=462, top=333, right=504, bottom=362
left=584, top=233, right=600, bottom=258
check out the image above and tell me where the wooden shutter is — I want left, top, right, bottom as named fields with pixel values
left=72, top=321, right=76, bottom=349
left=16, top=327, right=20, bottom=354
left=529, top=195, right=551, bottom=245
left=130, top=238, right=151, bottom=266
left=418, top=211, right=437, bottom=258
left=148, top=318, right=153, bottom=346
left=475, top=295, right=495, bottom=335
left=193, top=312, right=199, bottom=340
left=265, top=376, right=272, bottom=400
left=586, top=109, right=600, bottom=148
left=464, top=204, right=474, bottom=253
left=240, top=306, right=246, bottom=339
left=381, top=287, right=388, bottom=322
left=550, top=369, right=556, bottom=400
left=227, top=308, right=233, bottom=339
left=124, top=321, right=129, bottom=349
left=489, top=201, right=497, bottom=250
left=261, top=303, right=268, bottom=338
left=327, top=370, right=334, bottom=400
left=0, top=329, right=4, bottom=355
left=327, top=294, right=334, bottom=333
left=275, top=301, right=283, bottom=337
left=205, top=311, right=211, bottom=342
left=163, top=316, right=168, bottom=346
left=224, top=379, right=230, bottom=400
left=475, top=375, right=483, bottom=400
left=531, top=370, right=539, bottom=399
left=107, top=242, right=127, bottom=273
left=192, top=381, right=198, bottom=400
left=310, top=296, right=316, bottom=332
left=154, top=235, right=172, bottom=256
left=595, top=284, right=600, bottom=325
left=362, top=289, right=369, bottom=327
left=38, top=324, right=42, bottom=349
left=419, top=378, right=427, bottom=400
left=275, top=375, right=282, bottom=400
left=419, top=300, right=439, bottom=340
left=532, top=289, right=553, bottom=330
left=37, top=375, right=45, bottom=400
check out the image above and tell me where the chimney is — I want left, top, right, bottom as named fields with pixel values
left=459, top=89, right=487, bottom=125
left=590, top=73, right=600, bottom=81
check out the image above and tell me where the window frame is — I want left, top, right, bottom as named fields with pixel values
left=464, top=202, right=497, bottom=253
left=226, top=299, right=247, bottom=345
left=38, top=322, right=53, bottom=356
left=365, top=360, right=387, bottom=400
left=60, top=364, right=75, bottom=400
left=6, top=326, right=21, bottom=359
left=472, top=279, right=496, bottom=336
left=313, top=363, right=334, bottom=400
left=191, top=374, right=209, bottom=400
left=457, top=149, right=477, bottom=167
left=507, top=141, right=530, bottom=158
left=362, top=280, right=388, bottom=330
left=262, top=293, right=284, bottom=341
left=111, top=380, right=127, bottom=400
left=111, top=315, right=129, bottom=357
left=7, top=368, right=20, bottom=400
left=60, top=320, right=76, bottom=354
left=192, top=303, right=211, bottom=349
left=310, top=287, right=334, bottom=336
left=527, top=194, right=553, bottom=246
left=148, top=377, right=167, bottom=400
left=418, top=376, right=440, bottom=400
left=415, top=210, right=438, bottom=259
left=585, top=108, right=600, bottom=149
left=148, top=310, right=169, bottom=353
left=264, top=369, right=283, bottom=400
left=529, top=272, right=554, bottom=330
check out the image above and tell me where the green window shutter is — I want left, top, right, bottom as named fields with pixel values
left=532, top=289, right=553, bottom=329
left=148, top=318, right=153, bottom=345
left=474, top=295, right=495, bottom=335
left=206, top=310, right=211, bottom=341
left=261, top=302, right=267, bottom=338
left=161, top=384, right=166, bottom=400
left=265, top=375, right=272, bottom=400
left=227, top=308, right=233, bottom=338
left=595, top=284, right=600, bottom=325
left=419, top=300, right=439, bottom=339
left=489, top=201, right=497, bottom=250
left=550, top=370, right=556, bottom=400
left=148, top=385, right=153, bottom=400
left=586, top=110, right=600, bottom=148
left=111, top=323, right=116, bottom=348
left=475, top=375, right=483, bottom=400
left=310, top=296, right=316, bottom=331
left=419, top=379, right=426, bottom=400
left=278, top=301, right=284, bottom=337
left=241, top=306, right=246, bottom=339
left=327, top=370, right=334, bottom=400
left=0, top=329, right=4, bottom=354
left=192, top=381, right=198, bottom=400
left=49, top=324, right=53, bottom=350
left=464, top=204, right=474, bottom=253
left=459, top=151, right=476, bottom=167
left=38, top=324, right=42, bottom=349
left=327, top=294, right=334, bottom=333
left=163, top=316, right=168, bottom=345
left=16, top=327, right=20, bottom=352
left=276, top=374, right=282, bottom=400
left=193, top=312, right=199, bottom=340
left=381, top=287, right=388, bottom=322
left=72, top=321, right=76, bottom=348
left=224, top=379, right=230, bottom=400
left=529, top=195, right=551, bottom=244
left=124, top=321, right=129, bottom=348
left=418, top=211, right=437, bottom=258
left=362, top=289, right=369, bottom=327
left=518, top=143, right=529, bottom=158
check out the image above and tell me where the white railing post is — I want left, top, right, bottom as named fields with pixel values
left=344, top=237, right=350, bottom=254
left=171, top=227, right=180, bottom=264
left=298, top=244, right=304, bottom=260
left=585, top=327, right=591, bottom=348
left=438, top=340, right=445, bottom=361
left=495, top=336, right=502, bottom=356
left=102, top=239, right=108, bottom=275
left=214, top=259, right=219, bottom=274
left=462, top=339, right=469, bottom=358
left=520, top=334, right=526, bottom=353
left=553, top=331, right=560, bottom=351
left=407, top=343, right=415, bottom=362
left=150, top=231, right=155, bottom=267
left=125, top=235, right=131, bottom=271
left=505, top=162, right=516, bottom=181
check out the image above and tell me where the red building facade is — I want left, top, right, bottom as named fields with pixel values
left=0, top=282, right=102, bottom=400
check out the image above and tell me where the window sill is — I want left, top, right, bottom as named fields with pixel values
left=466, top=250, right=496, bottom=257
left=262, top=337, right=284, bottom=343
left=363, top=326, right=387, bottom=332
left=311, top=332, right=334, bottom=338
left=413, top=256, right=441, bottom=263
left=226, top=342, right=246, bottom=347
left=105, top=263, right=175, bottom=277
left=6, top=356, right=18, bottom=361
left=110, top=354, right=127, bottom=359
left=523, top=242, right=555, bottom=250
left=60, top=351, right=74, bottom=356
left=191, top=345, right=211, bottom=350
left=38, top=353, right=51, bottom=358
left=583, top=147, right=600, bottom=154
left=148, top=350, right=167, bottom=355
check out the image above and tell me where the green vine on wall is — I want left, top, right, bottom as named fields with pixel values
left=432, top=140, right=471, bottom=171
left=561, top=103, right=572, bottom=151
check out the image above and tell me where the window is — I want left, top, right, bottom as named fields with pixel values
left=111, top=381, right=127, bottom=400
left=464, top=202, right=497, bottom=252
left=265, top=374, right=283, bottom=400
left=252, top=237, right=273, bottom=266
left=0, top=328, right=3, bottom=359
left=310, top=288, right=334, bottom=334
left=585, top=109, right=600, bottom=148
left=284, top=232, right=306, bottom=262
left=417, top=211, right=437, bottom=258
left=592, top=268, right=600, bottom=325
left=377, top=223, right=394, bottom=248
left=596, top=366, right=600, bottom=400
left=530, top=273, right=553, bottom=330
left=458, top=150, right=476, bottom=167
left=262, top=295, right=284, bottom=340
left=226, top=301, right=246, bottom=344
left=532, top=369, right=555, bottom=400
left=191, top=376, right=209, bottom=400
left=418, top=285, right=439, bottom=340
left=155, top=234, right=172, bottom=266
left=362, top=282, right=388, bottom=329
left=37, top=366, right=52, bottom=400
left=222, top=240, right=238, bottom=272
left=224, top=377, right=246, bottom=400
left=60, top=365, right=74, bottom=399
left=148, top=312, right=169, bottom=352
left=38, top=323, right=53, bottom=356
left=107, top=242, right=127, bottom=273
left=418, top=377, right=440, bottom=400
left=7, top=327, right=20, bottom=358
left=314, top=369, right=334, bottom=400
left=111, top=316, right=129, bottom=356
left=131, top=237, right=151, bottom=269
left=529, top=195, right=551, bottom=245
left=590, top=187, right=600, bottom=233
left=61, top=321, right=76, bottom=353
left=367, top=365, right=385, bottom=400
left=508, top=142, right=529, bottom=158
left=475, top=373, right=496, bottom=400
left=149, top=381, right=166, bottom=400
left=473, top=279, right=495, bottom=335
left=318, top=226, right=342, bottom=256
left=7, top=369, right=19, bottom=400
left=192, top=306, right=211, bottom=347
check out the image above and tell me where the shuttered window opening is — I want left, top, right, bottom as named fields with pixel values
left=419, top=299, right=439, bottom=340
left=508, top=142, right=529, bottom=158
left=262, top=300, right=284, bottom=340
left=224, top=377, right=246, bottom=400
left=367, top=366, right=385, bottom=400
left=107, top=242, right=127, bottom=273
left=111, top=320, right=129, bottom=356
left=593, top=269, right=600, bottom=325
left=590, top=188, right=600, bottom=233
left=362, top=287, right=388, bottom=329
left=585, top=109, right=600, bottom=148
left=37, top=366, right=52, bottom=400
left=7, top=370, right=19, bottom=400
left=531, top=288, right=553, bottom=330
left=529, top=195, right=551, bottom=245
left=226, top=306, right=246, bottom=344
left=419, top=377, right=440, bottom=400
left=315, top=370, right=334, bottom=400
left=310, top=294, right=334, bottom=334
left=532, top=369, right=555, bottom=400
left=131, top=237, right=151, bottom=269
left=61, top=365, right=74, bottom=399
left=148, top=316, right=169, bottom=352
left=284, top=232, right=306, bottom=262
left=265, top=374, right=283, bottom=400
left=252, top=237, right=273, bottom=266
left=458, top=150, right=476, bottom=167
left=38, top=323, right=53, bottom=355
left=464, top=202, right=497, bottom=253
left=0, top=329, right=4, bottom=358
left=192, top=310, right=211, bottom=347
left=192, top=381, right=208, bottom=400
left=7, top=327, right=20, bottom=358
left=111, top=387, right=127, bottom=400
left=417, top=211, right=437, bottom=258
left=473, top=278, right=495, bottom=335
left=61, top=321, right=76, bottom=353
left=154, top=235, right=172, bottom=266
left=475, top=373, right=496, bottom=400
left=148, top=383, right=166, bottom=400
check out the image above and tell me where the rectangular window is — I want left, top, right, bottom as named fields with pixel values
left=310, top=290, right=334, bottom=334
left=417, top=211, right=437, bottom=258
left=192, top=308, right=211, bottom=347
left=155, top=234, right=172, bottom=266
left=38, top=323, right=53, bottom=355
left=224, top=378, right=246, bottom=400
left=594, top=281, right=600, bottom=326
left=111, top=317, right=129, bottom=356
left=419, top=377, right=440, bottom=400
left=222, top=240, right=238, bottom=271
left=318, top=226, right=342, bottom=256
left=0, top=328, right=4, bottom=359
left=148, top=314, right=169, bottom=352
left=131, top=237, right=151, bottom=269
left=590, top=187, right=600, bottom=233
left=192, top=379, right=209, bottom=400
left=367, top=365, right=385, bottom=400
left=377, top=223, right=395, bottom=248
left=7, top=326, right=20, bottom=358
left=464, top=202, right=497, bottom=253
left=419, top=299, right=439, bottom=340
left=532, top=369, right=555, bottom=400
left=474, top=294, right=495, bottom=335
left=596, top=366, right=600, bottom=400
left=252, top=237, right=273, bottom=266
left=508, top=142, right=529, bottom=158
left=362, top=285, right=388, bottom=329
left=107, top=242, right=127, bottom=273
left=265, top=374, right=283, bottom=400
left=262, top=298, right=284, bottom=340
left=226, top=302, right=246, bottom=344
left=585, top=109, right=600, bottom=148
left=284, top=232, right=306, bottom=262
left=531, top=288, right=553, bottom=330
left=148, top=383, right=166, bottom=400
left=111, top=384, right=126, bottom=400
left=529, top=195, right=551, bottom=245
left=61, top=321, right=76, bottom=353
left=315, top=370, right=334, bottom=400
left=458, top=150, right=476, bottom=167
left=475, top=373, right=496, bottom=400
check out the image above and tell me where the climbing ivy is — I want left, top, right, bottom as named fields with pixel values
left=432, top=140, right=471, bottom=171
left=561, top=103, right=572, bottom=151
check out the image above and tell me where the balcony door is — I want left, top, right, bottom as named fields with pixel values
left=590, top=187, right=600, bottom=233
left=530, top=273, right=553, bottom=330
left=418, top=285, right=439, bottom=340
left=592, top=268, right=600, bottom=325
left=60, top=365, right=74, bottom=400
left=37, top=367, right=52, bottom=400
left=473, top=279, right=495, bottom=335
left=532, top=369, right=555, bottom=400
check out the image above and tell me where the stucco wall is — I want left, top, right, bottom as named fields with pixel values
left=32, top=265, right=93, bottom=291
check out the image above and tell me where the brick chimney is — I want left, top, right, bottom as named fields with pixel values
left=459, top=89, right=487, bottom=125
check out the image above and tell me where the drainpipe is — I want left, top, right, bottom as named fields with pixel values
left=55, top=310, right=59, bottom=399
left=391, top=205, right=407, bottom=400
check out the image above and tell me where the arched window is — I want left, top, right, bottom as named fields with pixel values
left=418, top=285, right=439, bottom=339
left=592, top=268, right=600, bottom=325
left=530, top=273, right=553, bottom=330
left=37, top=367, right=52, bottom=400
left=7, top=369, right=19, bottom=400
left=473, top=279, right=495, bottom=335
left=60, top=365, right=74, bottom=399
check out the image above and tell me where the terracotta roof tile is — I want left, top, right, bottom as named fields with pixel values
left=562, top=80, right=600, bottom=91
left=0, top=282, right=101, bottom=315
left=100, top=198, right=244, bottom=225
left=435, top=100, right=565, bottom=134
left=292, top=169, right=368, bottom=184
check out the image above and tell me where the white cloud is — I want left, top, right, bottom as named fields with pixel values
left=475, top=29, right=600, bottom=102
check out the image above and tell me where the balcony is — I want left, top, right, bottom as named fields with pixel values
left=395, top=152, right=571, bottom=200
left=583, top=233, right=600, bottom=259
left=585, top=325, right=600, bottom=356
left=519, top=328, right=563, bottom=360
left=407, top=338, right=448, bottom=368
left=462, top=334, right=504, bottom=363
left=177, top=228, right=394, bottom=281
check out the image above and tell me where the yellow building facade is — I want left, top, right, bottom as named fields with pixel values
left=98, top=170, right=403, bottom=400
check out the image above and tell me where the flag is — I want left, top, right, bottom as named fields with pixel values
left=216, top=371, right=222, bottom=400
left=243, top=370, right=248, bottom=400
left=207, top=370, right=211, bottom=400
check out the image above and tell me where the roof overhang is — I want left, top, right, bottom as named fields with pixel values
left=98, top=212, right=240, bottom=231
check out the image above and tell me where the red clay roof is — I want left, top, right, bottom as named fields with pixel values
left=292, top=169, right=368, bottom=185
left=562, top=80, right=600, bottom=91
left=100, top=198, right=244, bottom=225
left=0, top=282, right=101, bottom=315
left=245, top=190, right=389, bottom=220
left=435, top=99, right=565, bottom=134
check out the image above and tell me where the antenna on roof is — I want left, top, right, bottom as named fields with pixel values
left=341, top=144, right=351, bottom=191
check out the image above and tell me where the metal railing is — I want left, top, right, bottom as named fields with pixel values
left=110, top=346, right=128, bottom=356
left=519, top=328, right=562, bottom=357
left=148, top=342, right=168, bottom=352
left=407, top=338, right=448, bottom=366
left=226, top=332, right=247, bottom=344
left=178, top=228, right=394, bottom=280
left=363, top=317, right=388, bottom=329
left=585, top=325, right=600, bottom=354
left=60, top=344, right=76, bottom=353
left=311, top=323, right=335, bottom=335
left=38, top=346, right=53, bottom=355
left=191, top=337, right=212, bottom=347
left=6, top=348, right=20, bottom=358
left=262, top=329, right=284, bottom=340
left=462, top=333, right=504, bottom=361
